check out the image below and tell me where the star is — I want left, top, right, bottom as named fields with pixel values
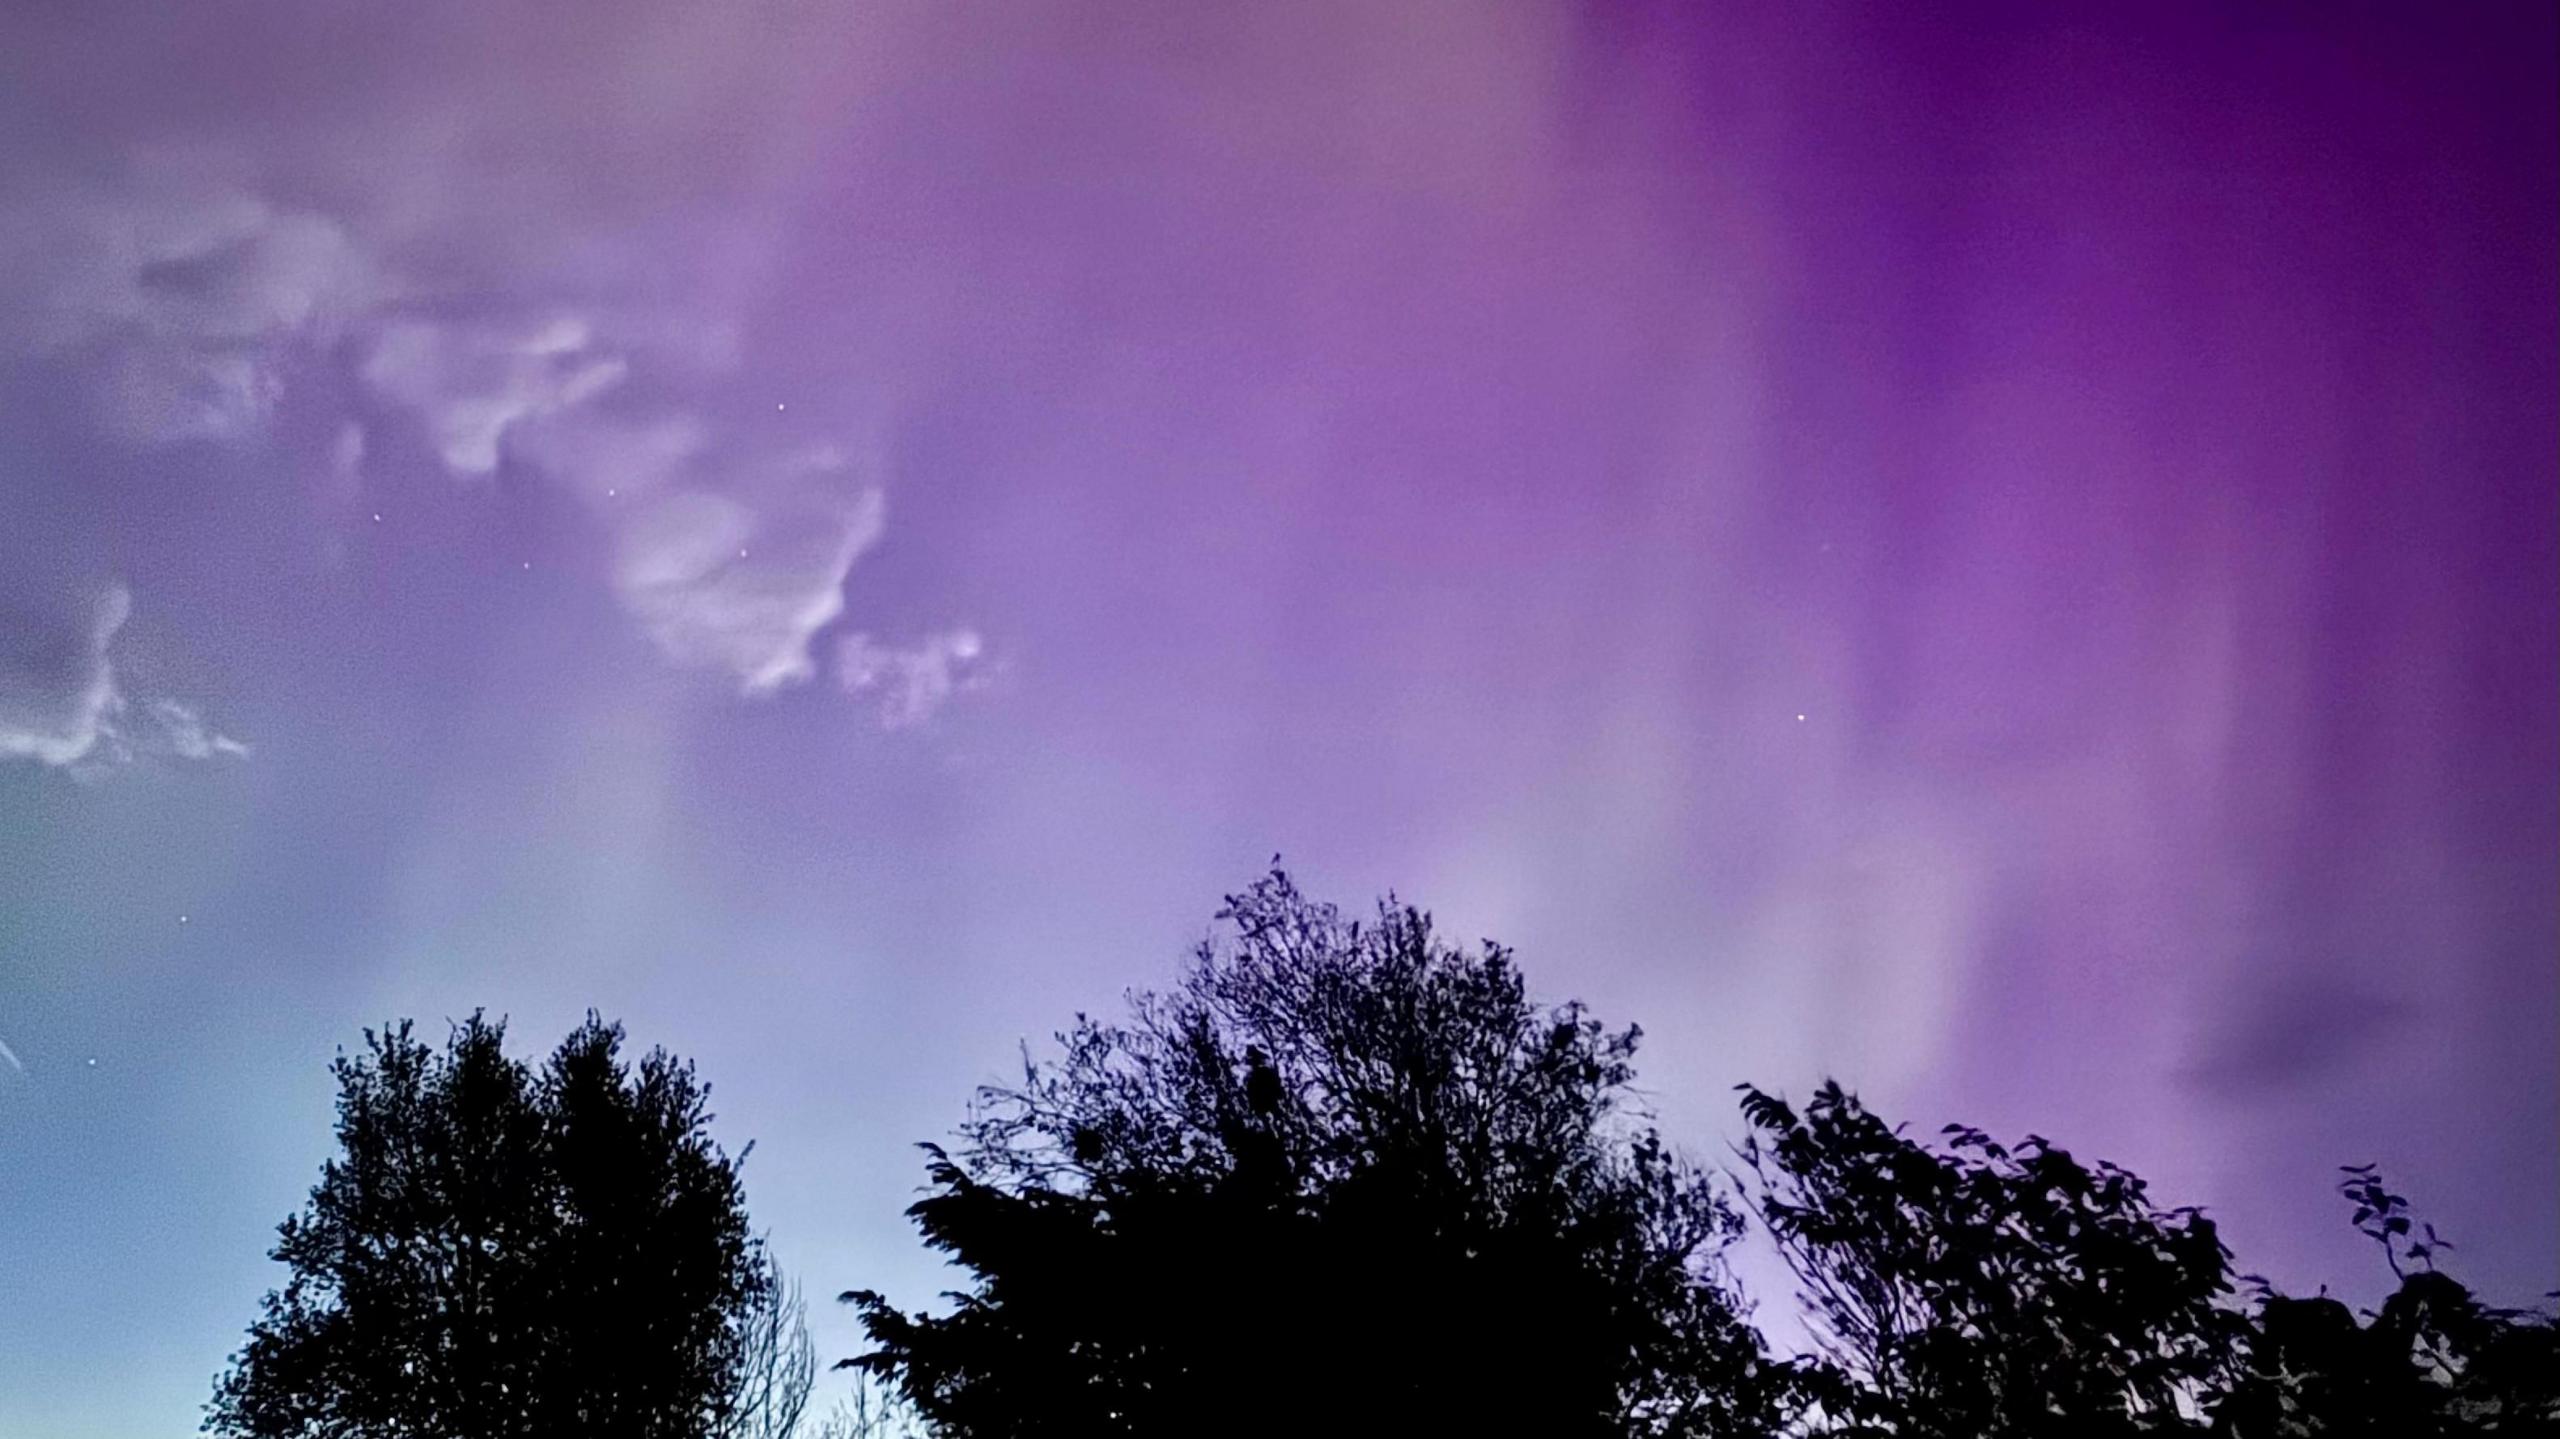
left=178, top=914, right=189, bottom=924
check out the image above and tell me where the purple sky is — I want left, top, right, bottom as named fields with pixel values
left=2, top=3, right=2552, bottom=1433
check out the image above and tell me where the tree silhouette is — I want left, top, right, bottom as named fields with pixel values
left=1731, top=1087, right=2560, bottom=1438
left=795, top=1375, right=939, bottom=1439
left=844, top=867, right=1785, bottom=1438
left=206, top=1012, right=770, bottom=1439
left=1733, top=1081, right=2248, bottom=1436
left=209, top=883, right=2551, bottom=1438
left=719, top=1252, right=818, bottom=1439
left=2214, top=1168, right=2560, bottom=1436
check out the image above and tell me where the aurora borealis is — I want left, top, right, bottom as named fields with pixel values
left=2, top=5, right=2552, bottom=1434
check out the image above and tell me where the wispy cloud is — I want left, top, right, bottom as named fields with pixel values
left=0, top=584, right=130, bottom=768
left=148, top=699, right=254, bottom=762
left=360, top=313, right=628, bottom=477
left=614, top=464, right=889, bottom=696
left=0, top=583, right=246, bottom=774
left=0, top=133, right=983, bottom=719
left=0, top=175, right=371, bottom=446
left=838, top=627, right=989, bottom=729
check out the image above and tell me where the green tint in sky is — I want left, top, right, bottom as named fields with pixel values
left=2, top=4, right=2553, bottom=1436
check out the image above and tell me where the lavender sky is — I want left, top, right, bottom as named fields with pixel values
left=2, top=3, right=2553, bottom=1434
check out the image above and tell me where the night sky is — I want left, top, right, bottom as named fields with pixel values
left=2, top=4, right=2553, bottom=1435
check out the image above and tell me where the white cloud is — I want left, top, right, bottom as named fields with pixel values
left=354, top=304, right=923, bottom=702
left=837, top=627, right=987, bottom=729
left=615, top=475, right=887, bottom=695
left=147, top=699, right=252, bottom=761
left=0, top=25, right=985, bottom=719
left=4, top=182, right=365, bottom=352
left=360, top=313, right=629, bottom=476
left=0, top=585, right=132, bottom=767
left=1, top=177, right=370, bottom=446
left=122, top=204, right=361, bottom=343
left=0, top=585, right=246, bottom=773
left=514, top=409, right=898, bottom=696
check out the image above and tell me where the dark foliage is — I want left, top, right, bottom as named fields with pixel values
left=845, top=868, right=1785, bottom=1438
left=206, top=877, right=2554, bottom=1439
left=2215, top=1168, right=2560, bottom=1436
left=1735, top=1081, right=2247, bottom=1436
left=206, top=1012, right=770, bottom=1439
left=1734, top=1088, right=2560, bottom=1439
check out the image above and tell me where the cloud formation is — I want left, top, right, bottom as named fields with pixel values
left=0, top=584, right=246, bottom=772
left=0, top=1, right=986, bottom=727
left=348, top=295, right=955, bottom=704
left=505, top=404, right=901, bottom=697
left=148, top=699, right=254, bottom=763
left=615, top=471, right=887, bottom=696
left=838, top=627, right=988, bottom=729
left=0, top=175, right=370, bottom=445
left=0, top=156, right=979, bottom=722
left=0, top=584, right=130, bottom=767
left=360, top=313, right=628, bottom=476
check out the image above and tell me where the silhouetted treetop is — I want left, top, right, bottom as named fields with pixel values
left=847, top=867, right=1786, bottom=1438
left=969, top=868, right=1649, bottom=1208
left=1736, top=1080, right=2247, bottom=1436
left=2215, top=1167, right=2560, bottom=1436
left=206, top=876, right=2554, bottom=1439
left=207, top=1012, right=769, bottom=1439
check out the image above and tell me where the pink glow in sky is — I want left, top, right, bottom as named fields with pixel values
left=1, top=4, right=2552, bottom=1435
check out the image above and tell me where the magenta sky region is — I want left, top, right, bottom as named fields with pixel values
left=1, top=4, right=2553, bottom=1436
